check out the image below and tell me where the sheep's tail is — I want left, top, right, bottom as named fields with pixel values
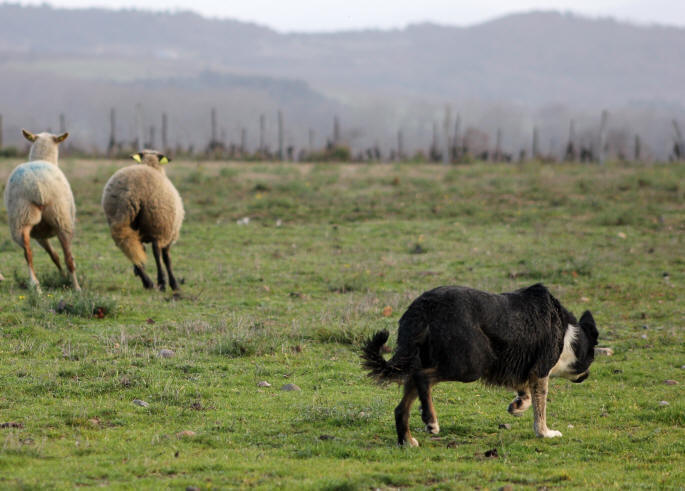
left=110, top=222, right=146, bottom=267
left=361, top=330, right=418, bottom=383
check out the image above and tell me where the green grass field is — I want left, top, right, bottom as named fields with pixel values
left=0, top=158, right=683, bottom=489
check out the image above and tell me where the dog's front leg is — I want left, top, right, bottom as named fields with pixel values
left=507, top=386, right=531, bottom=416
left=531, top=376, right=562, bottom=438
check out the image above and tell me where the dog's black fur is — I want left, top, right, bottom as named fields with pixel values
left=362, top=283, right=598, bottom=446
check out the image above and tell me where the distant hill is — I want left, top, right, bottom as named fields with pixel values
left=1, top=4, right=684, bottom=157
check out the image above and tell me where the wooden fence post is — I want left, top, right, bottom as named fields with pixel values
left=161, top=113, right=168, bottom=153
left=333, top=116, right=340, bottom=146
left=135, top=103, right=144, bottom=152
left=494, top=128, right=502, bottom=162
left=452, top=114, right=461, bottom=160
left=259, top=114, right=266, bottom=153
left=108, top=108, right=116, bottom=156
left=672, top=120, right=684, bottom=161
left=278, top=110, right=284, bottom=160
left=598, top=110, right=609, bottom=165
left=564, top=119, right=576, bottom=161
left=634, top=134, right=641, bottom=162
left=442, top=105, right=451, bottom=164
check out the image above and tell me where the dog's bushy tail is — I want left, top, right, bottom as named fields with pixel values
left=361, top=329, right=416, bottom=383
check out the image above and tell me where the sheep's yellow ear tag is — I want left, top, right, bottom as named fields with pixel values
left=131, top=153, right=142, bottom=163
left=159, top=156, right=169, bottom=165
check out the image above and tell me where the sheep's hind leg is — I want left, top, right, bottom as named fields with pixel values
left=151, top=241, right=166, bottom=291
left=57, top=232, right=80, bottom=291
left=162, top=246, right=179, bottom=291
left=21, top=226, right=41, bottom=292
left=133, top=265, right=154, bottom=289
left=37, top=238, right=63, bottom=274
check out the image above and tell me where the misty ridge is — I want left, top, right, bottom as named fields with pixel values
left=1, top=3, right=685, bottom=160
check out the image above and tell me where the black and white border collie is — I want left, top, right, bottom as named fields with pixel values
left=362, top=283, right=598, bottom=446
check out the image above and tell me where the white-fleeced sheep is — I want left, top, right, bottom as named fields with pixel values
left=3, top=129, right=80, bottom=291
left=101, top=150, right=184, bottom=290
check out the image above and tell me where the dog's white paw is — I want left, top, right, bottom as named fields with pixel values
left=408, top=437, right=419, bottom=447
left=540, top=429, right=562, bottom=438
left=425, top=422, right=440, bottom=434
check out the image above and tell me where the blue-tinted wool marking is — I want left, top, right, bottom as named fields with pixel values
left=9, top=161, right=53, bottom=186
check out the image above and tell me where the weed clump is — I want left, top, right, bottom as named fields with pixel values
left=49, top=291, right=117, bottom=318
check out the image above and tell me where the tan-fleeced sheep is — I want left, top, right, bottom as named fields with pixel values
left=4, top=129, right=80, bottom=291
left=102, top=150, right=184, bottom=290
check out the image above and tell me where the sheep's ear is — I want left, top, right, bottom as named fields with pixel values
left=130, top=153, right=143, bottom=163
left=53, top=132, right=69, bottom=143
left=22, top=129, right=37, bottom=142
left=158, top=154, right=170, bottom=165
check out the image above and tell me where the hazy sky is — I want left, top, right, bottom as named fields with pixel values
left=9, top=0, right=685, bottom=31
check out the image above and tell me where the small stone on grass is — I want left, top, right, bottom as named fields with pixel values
left=664, top=380, right=678, bottom=385
left=257, top=381, right=271, bottom=387
left=133, top=399, right=149, bottom=408
left=281, top=383, right=301, bottom=392
left=658, top=401, right=670, bottom=406
left=498, top=423, right=511, bottom=430
left=177, top=430, right=196, bottom=438
left=158, top=349, right=175, bottom=358
left=595, top=347, right=614, bottom=356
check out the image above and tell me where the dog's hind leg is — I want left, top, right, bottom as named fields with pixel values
left=508, top=386, right=532, bottom=416
left=414, top=368, right=441, bottom=435
left=395, top=379, right=419, bottom=447
left=531, top=376, right=562, bottom=438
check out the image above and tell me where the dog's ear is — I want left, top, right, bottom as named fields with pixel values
left=580, top=310, right=598, bottom=345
